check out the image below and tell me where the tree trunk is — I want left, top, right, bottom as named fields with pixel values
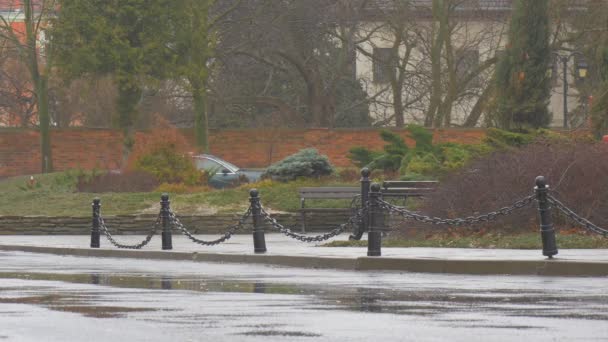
left=425, top=0, right=447, bottom=127
left=116, top=78, right=141, bottom=168
left=36, top=75, right=53, bottom=173
left=308, top=81, right=334, bottom=127
left=192, top=84, right=209, bottom=153
left=463, top=82, right=494, bottom=127
left=393, top=81, right=405, bottom=127
left=23, top=0, right=52, bottom=172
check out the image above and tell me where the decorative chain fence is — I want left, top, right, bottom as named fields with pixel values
left=88, top=171, right=607, bottom=260
left=260, top=207, right=361, bottom=243
left=378, top=195, right=536, bottom=227
left=548, top=195, right=608, bottom=237
left=98, top=213, right=160, bottom=249
left=169, top=208, right=252, bottom=246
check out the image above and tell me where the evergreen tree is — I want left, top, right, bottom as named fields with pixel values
left=495, top=0, right=551, bottom=129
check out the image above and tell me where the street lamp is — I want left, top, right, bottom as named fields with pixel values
left=549, top=51, right=588, bottom=129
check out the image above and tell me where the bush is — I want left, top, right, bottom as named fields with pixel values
left=263, top=148, right=334, bottom=181
left=134, top=144, right=203, bottom=186
left=77, top=171, right=159, bottom=193
left=414, top=139, right=608, bottom=232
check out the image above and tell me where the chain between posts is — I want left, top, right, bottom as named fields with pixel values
left=260, top=207, right=361, bottom=242
left=377, top=195, right=536, bottom=227
left=169, top=208, right=253, bottom=246
left=99, top=213, right=160, bottom=249
left=547, top=195, right=608, bottom=237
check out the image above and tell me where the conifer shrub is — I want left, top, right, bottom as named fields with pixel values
left=263, top=148, right=334, bottom=181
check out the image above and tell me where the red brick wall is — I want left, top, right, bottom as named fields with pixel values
left=0, top=129, right=124, bottom=177
left=207, top=128, right=487, bottom=168
left=0, top=128, right=486, bottom=177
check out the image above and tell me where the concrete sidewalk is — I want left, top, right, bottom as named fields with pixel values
left=1, top=234, right=607, bottom=276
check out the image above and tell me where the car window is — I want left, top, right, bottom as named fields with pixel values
left=215, top=158, right=239, bottom=172
left=195, top=158, right=223, bottom=171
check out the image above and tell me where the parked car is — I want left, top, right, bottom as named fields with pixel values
left=193, top=154, right=264, bottom=188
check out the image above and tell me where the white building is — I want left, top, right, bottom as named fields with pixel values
left=354, top=0, right=589, bottom=128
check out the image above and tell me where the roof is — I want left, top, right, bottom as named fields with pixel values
left=364, top=0, right=589, bottom=21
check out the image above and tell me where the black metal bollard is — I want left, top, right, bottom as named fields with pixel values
left=350, top=168, right=371, bottom=240
left=90, top=198, right=101, bottom=248
left=161, top=193, right=173, bottom=250
left=367, top=183, right=384, bottom=257
left=250, top=189, right=267, bottom=253
left=535, top=176, right=558, bottom=258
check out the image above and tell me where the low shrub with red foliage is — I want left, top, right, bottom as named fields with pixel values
left=77, top=171, right=159, bottom=193
left=411, top=139, right=608, bottom=233
left=127, top=115, right=193, bottom=170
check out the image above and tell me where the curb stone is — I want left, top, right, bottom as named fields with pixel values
left=1, top=244, right=607, bottom=277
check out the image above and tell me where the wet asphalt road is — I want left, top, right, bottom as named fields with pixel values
left=0, top=251, right=607, bottom=342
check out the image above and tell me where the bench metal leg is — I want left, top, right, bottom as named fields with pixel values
left=300, top=198, right=306, bottom=233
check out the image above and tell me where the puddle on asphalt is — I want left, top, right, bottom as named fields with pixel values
left=1, top=271, right=607, bottom=323
left=0, top=293, right=155, bottom=318
left=236, top=330, right=322, bottom=337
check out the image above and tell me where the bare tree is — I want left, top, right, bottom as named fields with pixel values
left=0, top=0, right=55, bottom=172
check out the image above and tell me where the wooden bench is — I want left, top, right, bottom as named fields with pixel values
left=298, top=187, right=359, bottom=233
left=298, top=181, right=437, bottom=232
left=381, top=181, right=437, bottom=200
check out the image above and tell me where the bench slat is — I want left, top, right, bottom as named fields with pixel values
left=382, top=188, right=435, bottom=196
left=382, top=181, right=438, bottom=189
left=299, top=187, right=359, bottom=193
left=300, top=193, right=357, bottom=199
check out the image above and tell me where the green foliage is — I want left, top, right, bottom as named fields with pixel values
left=134, top=145, right=203, bottom=186
left=407, top=124, right=433, bottom=152
left=494, top=0, right=552, bottom=129
left=483, top=128, right=535, bottom=148
left=51, top=0, right=176, bottom=133
left=334, top=79, right=373, bottom=128
left=263, top=148, right=334, bottom=181
left=347, top=147, right=381, bottom=168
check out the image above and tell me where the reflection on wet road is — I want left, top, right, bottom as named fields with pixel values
left=0, top=251, right=606, bottom=341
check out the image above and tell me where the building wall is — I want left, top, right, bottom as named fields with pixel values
left=0, top=128, right=487, bottom=177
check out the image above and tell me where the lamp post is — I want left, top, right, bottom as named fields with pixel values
left=549, top=51, right=588, bottom=129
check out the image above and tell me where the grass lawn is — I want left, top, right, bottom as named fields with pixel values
left=325, top=231, right=608, bottom=249
left=0, top=172, right=357, bottom=216
left=2, top=172, right=607, bottom=249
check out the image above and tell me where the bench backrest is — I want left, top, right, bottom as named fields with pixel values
left=299, top=182, right=438, bottom=199
left=299, top=187, right=359, bottom=199
left=381, top=181, right=438, bottom=189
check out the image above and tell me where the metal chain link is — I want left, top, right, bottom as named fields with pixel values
left=378, top=195, right=536, bottom=227
left=547, top=195, right=608, bottom=237
left=260, top=207, right=361, bottom=242
left=99, top=213, right=160, bottom=249
left=349, top=197, right=367, bottom=240
left=170, top=208, right=252, bottom=246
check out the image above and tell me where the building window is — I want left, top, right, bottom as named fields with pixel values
left=373, top=47, right=395, bottom=84
left=456, top=49, right=480, bottom=87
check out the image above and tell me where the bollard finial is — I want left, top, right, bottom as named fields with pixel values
left=250, top=189, right=259, bottom=198
left=370, top=183, right=381, bottom=192
left=93, top=197, right=101, bottom=205
left=535, top=176, right=547, bottom=188
left=161, top=193, right=169, bottom=201
left=361, top=167, right=371, bottom=178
